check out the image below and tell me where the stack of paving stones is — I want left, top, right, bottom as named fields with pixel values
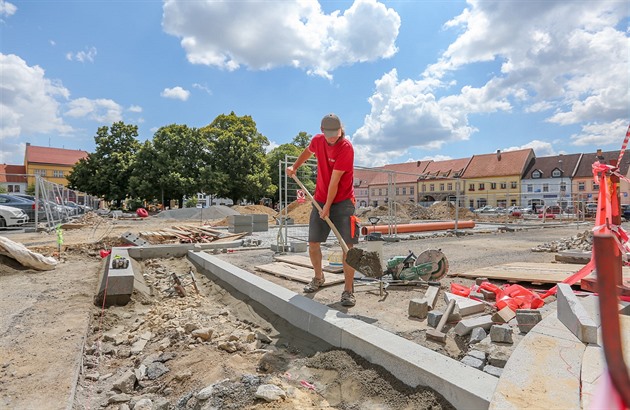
left=228, top=215, right=253, bottom=234
left=416, top=276, right=548, bottom=379
left=251, top=214, right=269, bottom=232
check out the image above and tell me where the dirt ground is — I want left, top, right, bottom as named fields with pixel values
left=0, top=211, right=595, bottom=409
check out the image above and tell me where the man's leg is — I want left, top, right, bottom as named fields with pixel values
left=309, top=241, right=324, bottom=281
left=342, top=243, right=355, bottom=293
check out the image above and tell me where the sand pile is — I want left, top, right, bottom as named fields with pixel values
left=232, top=205, right=277, bottom=224
left=154, top=205, right=239, bottom=221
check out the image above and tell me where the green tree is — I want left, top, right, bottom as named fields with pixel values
left=266, top=143, right=316, bottom=203
left=201, top=112, right=272, bottom=204
left=0, top=186, right=6, bottom=193
left=292, top=131, right=311, bottom=149
left=67, top=121, right=140, bottom=207
left=129, top=124, right=208, bottom=208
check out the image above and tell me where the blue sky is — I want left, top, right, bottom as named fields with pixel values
left=1, top=0, right=628, bottom=167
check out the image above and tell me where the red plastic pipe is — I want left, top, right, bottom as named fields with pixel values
left=361, top=220, right=475, bottom=235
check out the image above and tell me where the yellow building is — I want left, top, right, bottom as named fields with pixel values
left=24, top=143, right=88, bottom=187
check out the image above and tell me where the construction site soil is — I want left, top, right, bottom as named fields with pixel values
left=0, top=206, right=597, bottom=409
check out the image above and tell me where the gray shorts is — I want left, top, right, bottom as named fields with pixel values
left=309, top=199, right=359, bottom=244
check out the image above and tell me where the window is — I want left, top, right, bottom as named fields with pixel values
left=402, top=187, right=406, bottom=195
left=593, top=183, right=599, bottom=191
left=543, top=183, right=549, bottom=192
left=469, top=184, right=475, bottom=191
left=439, top=183, right=444, bottom=191
left=379, top=188, right=383, bottom=196
left=396, top=187, right=400, bottom=195
left=578, top=182, right=585, bottom=191
left=53, top=170, right=64, bottom=178
left=447, top=183, right=452, bottom=190
left=527, top=184, right=533, bottom=193
left=34, top=169, right=46, bottom=176
left=532, top=170, right=541, bottom=178
left=551, top=169, right=561, bottom=178
left=500, top=182, right=507, bottom=189
left=372, top=189, right=376, bottom=196
left=491, top=183, right=496, bottom=190
left=410, top=187, right=415, bottom=195
left=511, top=181, right=517, bottom=189
left=479, top=183, right=485, bottom=191
left=429, top=184, right=435, bottom=192
left=560, top=182, right=566, bottom=192
left=422, top=184, right=426, bottom=192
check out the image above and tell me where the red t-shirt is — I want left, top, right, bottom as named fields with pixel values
left=308, top=134, right=354, bottom=203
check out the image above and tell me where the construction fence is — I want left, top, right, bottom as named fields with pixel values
left=0, top=173, right=100, bottom=231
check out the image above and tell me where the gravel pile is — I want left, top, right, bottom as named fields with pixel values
left=154, top=205, right=239, bottom=221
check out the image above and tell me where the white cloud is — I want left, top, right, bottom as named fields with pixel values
left=265, top=140, right=279, bottom=154
left=0, top=0, right=17, bottom=18
left=65, top=97, right=123, bottom=123
left=192, top=83, right=212, bottom=95
left=128, top=105, right=142, bottom=113
left=161, top=86, right=190, bottom=101
left=0, top=53, right=72, bottom=141
left=162, top=0, right=400, bottom=79
left=66, top=46, right=97, bottom=63
left=353, top=0, right=628, bottom=160
left=570, top=119, right=629, bottom=147
left=503, top=140, right=555, bottom=157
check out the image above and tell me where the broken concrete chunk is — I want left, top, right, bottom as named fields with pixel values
left=424, top=286, right=440, bottom=309
left=255, top=384, right=287, bottom=402
left=492, top=306, right=516, bottom=324
left=469, top=327, right=487, bottom=344
left=408, top=298, right=429, bottom=319
left=515, top=309, right=542, bottom=333
left=483, top=364, right=503, bottom=378
left=467, top=350, right=487, bottom=362
left=444, top=292, right=485, bottom=317
left=489, top=324, right=513, bottom=344
left=427, top=310, right=442, bottom=328
left=454, top=315, right=493, bottom=336
left=112, top=370, right=136, bottom=394
left=461, top=356, right=484, bottom=370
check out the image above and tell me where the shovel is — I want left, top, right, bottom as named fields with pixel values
left=291, top=175, right=383, bottom=278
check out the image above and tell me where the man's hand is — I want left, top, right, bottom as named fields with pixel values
left=286, top=165, right=296, bottom=178
left=319, top=204, right=331, bottom=220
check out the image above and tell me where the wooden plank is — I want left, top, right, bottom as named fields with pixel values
left=256, top=262, right=345, bottom=286
left=273, top=254, right=344, bottom=273
left=450, top=262, right=630, bottom=285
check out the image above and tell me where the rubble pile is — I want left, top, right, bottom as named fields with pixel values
left=74, top=211, right=107, bottom=226
left=531, top=230, right=593, bottom=252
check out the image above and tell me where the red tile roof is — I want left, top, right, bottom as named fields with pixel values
left=462, top=149, right=535, bottom=178
left=0, top=164, right=27, bottom=183
left=420, top=157, right=472, bottom=180
left=25, top=145, right=88, bottom=166
left=573, top=150, right=630, bottom=177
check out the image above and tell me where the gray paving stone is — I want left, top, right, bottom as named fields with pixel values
left=469, top=327, right=487, bottom=344
left=427, top=310, right=442, bottom=328
left=556, top=283, right=597, bottom=344
left=489, top=324, right=513, bottom=344
left=483, top=364, right=503, bottom=378
left=515, top=309, right=542, bottom=334
left=467, top=350, right=486, bottom=362
left=408, top=298, right=429, bottom=319
left=454, top=315, right=494, bottom=336
left=461, top=356, right=484, bottom=370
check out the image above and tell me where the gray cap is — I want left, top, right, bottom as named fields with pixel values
left=321, top=113, right=342, bottom=137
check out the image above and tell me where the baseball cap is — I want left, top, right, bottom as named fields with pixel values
left=321, top=113, right=342, bottom=137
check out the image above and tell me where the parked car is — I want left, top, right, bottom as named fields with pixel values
left=0, top=204, right=29, bottom=227
left=0, top=194, right=43, bottom=222
left=621, top=204, right=630, bottom=220
left=585, top=203, right=598, bottom=216
left=10, top=193, right=65, bottom=220
left=546, top=205, right=562, bottom=215
left=473, top=205, right=495, bottom=213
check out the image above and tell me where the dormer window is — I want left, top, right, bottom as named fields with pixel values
left=551, top=169, right=562, bottom=178
left=532, top=170, right=542, bottom=179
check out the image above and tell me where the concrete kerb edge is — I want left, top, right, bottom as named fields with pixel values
left=66, top=311, right=92, bottom=410
left=186, top=250, right=497, bottom=409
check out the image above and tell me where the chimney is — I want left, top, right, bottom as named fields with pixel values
left=417, top=160, right=421, bottom=167
left=496, top=150, right=501, bottom=161
left=26, top=142, right=30, bottom=146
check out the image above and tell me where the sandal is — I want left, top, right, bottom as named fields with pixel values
left=340, top=290, right=356, bottom=307
left=303, top=277, right=325, bottom=293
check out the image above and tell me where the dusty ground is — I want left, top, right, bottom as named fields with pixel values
left=0, top=210, right=595, bottom=409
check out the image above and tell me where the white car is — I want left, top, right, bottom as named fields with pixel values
left=0, top=204, right=30, bottom=228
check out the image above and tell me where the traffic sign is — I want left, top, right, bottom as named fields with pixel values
left=296, top=189, right=306, bottom=203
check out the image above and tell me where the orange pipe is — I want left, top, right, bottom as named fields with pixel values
left=361, top=220, right=475, bottom=235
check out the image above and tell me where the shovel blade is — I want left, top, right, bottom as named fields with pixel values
left=346, top=248, right=383, bottom=278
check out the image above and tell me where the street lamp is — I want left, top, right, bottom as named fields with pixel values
left=559, top=156, right=564, bottom=209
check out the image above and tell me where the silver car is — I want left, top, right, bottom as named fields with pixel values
left=0, top=204, right=29, bottom=227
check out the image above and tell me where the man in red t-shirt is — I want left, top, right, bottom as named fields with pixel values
left=286, top=113, right=359, bottom=307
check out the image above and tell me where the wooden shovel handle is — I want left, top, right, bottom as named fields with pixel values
left=291, top=175, right=350, bottom=254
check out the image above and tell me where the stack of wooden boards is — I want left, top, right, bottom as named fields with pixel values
left=256, top=254, right=345, bottom=286
left=139, top=224, right=249, bottom=244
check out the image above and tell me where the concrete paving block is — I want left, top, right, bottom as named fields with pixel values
left=469, top=327, right=486, bottom=344
left=95, top=248, right=134, bottom=307
left=556, top=283, right=597, bottom=344
left=483, top=365, right=503, bottom=378
left=444, top=292, right=485, bottom=317
left=480, top=288, right=496, bottom=301
left=467, top=350, right=486, bottom=362
left=475, top=277, right=489, bottom=285
left=127, top=241, right=242, bottom=259
left=492, top=306, right=516, bottom=324
left=454, top=315, right=494, bottom=336
left=488, top=349, right=509, bottom=368
left=424, top=286, right=439, bottom=309
left=489, top=324, right=513, bottom=344
left=490, top=312, right=584, bottom=410
left=121, top=231, right=149, bottom=247
left=228, top=215, right=253, bottom=225
left=427, top=310, right=442, bottom=328
left=408, top=298, right=429, bottom=319
left=461, top=356, right=484, bottom=370
left=515, top=309, right=543, bottom=334
left=228, top=225, right=253, bottom=234
left=580, top=345, right=604, bottom=410
left=341, top=325, right=497, bottom=410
